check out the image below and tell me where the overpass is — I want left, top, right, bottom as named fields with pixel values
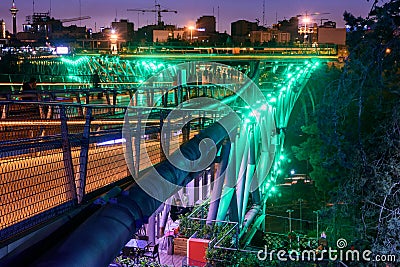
left=0, top=53, right=333, bottom=266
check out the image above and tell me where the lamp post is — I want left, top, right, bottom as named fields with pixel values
left=286, top=209, right=294, bottom=249
left=298, top=198, right=303, bottom=232
left=313, top=210, right=320, bottom=240
left=188, top=26, right=194, bottom=42
left=286, top=209, right=294, bottom=233
left=110, top=29, right=118, bottom=55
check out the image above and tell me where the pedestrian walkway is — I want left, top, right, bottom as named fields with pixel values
left=159, top=250, right=186, bottom=266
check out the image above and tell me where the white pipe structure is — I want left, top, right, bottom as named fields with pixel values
left=241, top=126, right=256, bottom=222
left=216, top=141, right=236, bottom=222
left=238, top=204, right=261, bottom=239
left=206, top=141, right=231, bottom=225
left=235, top=137, right=249, bottom=225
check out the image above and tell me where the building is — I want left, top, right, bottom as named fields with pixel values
left=17, top=12, right=86, bottom=44
left=196, top=16, right=216, bottom=33
left=153, top=29, right=184, bottom=42
left=111, top=19, right=134, bottom=42
left=250, top=31, right=271, bottom=43
left=250, top=30, right=290, bottom=44
left=52, top=25, right=87, bottom=40
left=231, top=20, right=258, bottom=44
left=276, top=16, right=299, bottom=43
left=10, top=0, right=18, bottom=36
left=318, top=27, right=346, bottom=46
left=1, top=20, right=6, bottom=39
left=298, top=23, right=318, bottom=44
left=320, top=21, right=336, bottom=28
left=21, top=13, right=63, bottom=40
left=136, top=24, right=177, bottom=43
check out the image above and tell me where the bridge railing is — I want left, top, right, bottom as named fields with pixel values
left=0, top=101, right=227, bottom=245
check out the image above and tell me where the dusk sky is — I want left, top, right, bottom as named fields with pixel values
left=1, top=0, right=374, bottom=34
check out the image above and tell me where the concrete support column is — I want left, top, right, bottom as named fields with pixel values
left=187, top=180, right=195, bottom=207
left=194, top=176, right=200, bottom=204
left=134, top=113, right=142, bottom=179
left=160, top=202, right=171, bottom=237
left=202, top=171, right=208, bottom=200
left=134, top=90, right=139, bottom=106
left=156, top=213, right=161, bottom=238
left=148, top=213, right=156, bottom=245
left=146, top=91, right=151, bottom=106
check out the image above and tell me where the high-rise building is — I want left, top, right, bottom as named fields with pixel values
left=111, top=19, right=134, bottom=42
left=0, top=20, right=6, bottom=38
left=10, top=0, right=18, bottom=35
left=196, top=16, right=216, bottom=33
left=231, top=20, right=258, bottom=43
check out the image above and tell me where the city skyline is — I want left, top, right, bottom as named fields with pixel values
left=0, top=0, right=374, bottom=34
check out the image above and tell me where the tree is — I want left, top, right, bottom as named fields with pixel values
left=293, top=0, right=400, bottom=258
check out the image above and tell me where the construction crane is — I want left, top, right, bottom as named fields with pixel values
left=319, top=18, right=329, bottom=26
left=127, top=4, right=177, bottom=26
left=60, top=16, right=91, bottom=23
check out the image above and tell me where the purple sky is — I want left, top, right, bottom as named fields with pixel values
left=1, top=0, right=374, bottom=34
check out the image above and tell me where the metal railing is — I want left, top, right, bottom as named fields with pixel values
left=0, top=101, right=227, bottom=244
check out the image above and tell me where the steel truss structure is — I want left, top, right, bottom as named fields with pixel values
left=0, top=54, right=328, bottom=266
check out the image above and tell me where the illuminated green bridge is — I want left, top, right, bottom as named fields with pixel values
left=0, top=53, right=333, bottom=266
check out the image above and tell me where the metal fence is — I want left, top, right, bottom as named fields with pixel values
left=0, top=101, right=226, bottom=244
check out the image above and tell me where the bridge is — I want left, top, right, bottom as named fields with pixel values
left=0, top=52, right=333, bottom=266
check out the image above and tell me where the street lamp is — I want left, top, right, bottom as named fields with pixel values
left=286, top=209, right=294, bottom=232
left=286, top=209, right=294, bottom=249
left=188, top=26, right=194, bottom=42
left=313, top=210, right=320, bottom=240
left=110, top=29, right=118, bottom=55
left=298, top=198, right=303, bottom=232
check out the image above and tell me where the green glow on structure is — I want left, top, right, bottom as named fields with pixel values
left=61, top=56, right=89, bottom=66
left=279, top=155, right=285, bottom=160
